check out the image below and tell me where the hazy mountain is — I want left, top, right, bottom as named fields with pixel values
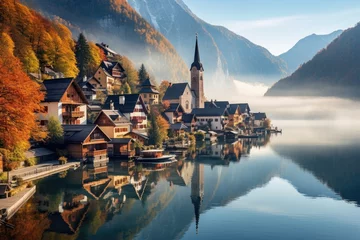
left=21, top=0, right=189, bottom=82
left=265, top=23, right=360, bottom=98
left=279, top=30, right=343, bottom=74
left=128, top=0, right=288, bottom=84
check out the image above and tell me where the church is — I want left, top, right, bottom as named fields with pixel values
left=162, top=35, right=205, bottom=112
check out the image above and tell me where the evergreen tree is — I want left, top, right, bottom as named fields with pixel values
left=138, top=64, right=149, bottom=85
left=75, top=33, right=91, bottom=79
left=148, top=111, right=161, bottom=147
left=120, top=82, right=132, bottom=94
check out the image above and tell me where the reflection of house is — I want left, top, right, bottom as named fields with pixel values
left=253, top=112, right=267, bottom=127
left=93, top=61, right=126, bottom=93
left=138, top=79, right=159, bottom=105
left=191, top=107, right=229, bottom=131
left=104, top=94, right=148, bottom=132
left=82, top=163, right=111, bottom=200
left=191, top=162, right=204, bottom=234
left=224, top=141, right=242, bottom=162
left=167, top=161, right=194, bottom=186
left=63, top=125, right=110, bottom=162
left=162, top=83, right=195, bottom=113
left=38, top=78, right=88, bottom=125
left=47, top=193, right=89, bottom=235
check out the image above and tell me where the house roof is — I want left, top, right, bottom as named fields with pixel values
left=78, top=80, right=95, bottom=91
left=138, top=87, right=159, bottom=94
left=104, top=94, right=148, bottom=114
left=42, top=78, right=88, bottom=104
left=253, top=112, right=267, bottom=120
left=170, top=123, right=188, bottom=131
left=63, top=125, right=111, bottom=144
left=140, top=78, right=155, bottom=88
left=96, top=43, right=118, bottom=56
left=191, top=107, right=228, bottom=117
left=95, top=110, right=130, bottom=126
left=182, top=113, right=196, bottom=124
left=238, top=103, right=251, bottom=113
left=100, top=61, right=126, bottom=77
left=162, top=83, right=189, bottom=101
left=165, top=103, right=184, bottom=113
left=213, top=101, right=229, bottom=109
left=110, top=138, right=134, bottom=144
left=204, top=101, right=218, bottom=108
left=127, top=131, right=149, bottom=140
left=228, top=104, right=240, bottom=115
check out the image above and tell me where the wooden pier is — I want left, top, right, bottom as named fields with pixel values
left=0, top=186, right=36, bottom=220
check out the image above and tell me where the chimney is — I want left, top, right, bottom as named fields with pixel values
left=110, top=100, right=114, bottom=110
left=119, top=96, right=125, bottom=105
left=83, top=75, right=87, bottom=82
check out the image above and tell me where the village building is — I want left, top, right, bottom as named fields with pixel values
left=162, top=83, right=195, bottom=113
left=190, top=35, right=205, bottom=108
left=93, top=61, right=126, bottom=93
left=163, top=103, right=185, bottom=124
left=96, top=42, right=118, bottom=58
left=253, top=112, right=268, bottom=127
left=181, top=113, right=197, bottom=132
left=169, top=123, right=188, bottom=137
left=93, top=110, right=135, bottom=158
left=103, top=94, right=148, bottom=132
left=63, top=125, right=111, bottom=163
left=226, top=104, right=242, bottom=128
left=138, top=78, right=159, bottom=105
left=38, top=78, right=88, bottom=125
left=191, top=107, right=229, bottom=131
left=78, top=78, right=97, bottom=102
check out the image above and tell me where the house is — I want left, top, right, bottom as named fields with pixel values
left=96, top=42, right=118, bottom=58
left=42, top=65, right=64, bottom=79
left=169, top=123, right=188, bottom=137
left=191, top=107, right=229, bottom=131
left=181, top=113, right=197, bottom=132
left=138, top=78, right=159, bottom=105
left=164, top=103, right=185, bottom=124
left=227, top=104, right=242, bottom=128
left=78, top=78, right=97, bottom=102
left=93, top=61, right=126, bottom=93
left=205, top=100, right=229, bottom=109
left=93, top=110, right=134, bottom=158
left=162, top=83, right=195, bottom=113
left=87, top=76, right=102, bottom=89
left=125, top=131, right=148, bottom=145
left=104, top=94, right=148, bottom=132
left=253, top=112, right=267, bottom=127
left=63, top=125, right=111, bottom=163
left=38, top=78, right=88, bottom=125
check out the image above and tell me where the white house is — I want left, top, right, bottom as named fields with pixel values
left=191, top=107, right=229, bottom=131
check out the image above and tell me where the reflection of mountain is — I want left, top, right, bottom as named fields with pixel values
left=272, top=144, right=360, bottom=205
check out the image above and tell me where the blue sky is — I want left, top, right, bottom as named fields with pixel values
left=183, top=0, right=360, bottom=55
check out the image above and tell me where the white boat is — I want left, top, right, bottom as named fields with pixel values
left=136, top=149, right=176, bottom=162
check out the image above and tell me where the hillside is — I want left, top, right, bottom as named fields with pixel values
left=0, top=0, right=78, bottom=77
left=21, top=0, right=189, bottom=82
left=128, top=0, right=288, bottom=84
left=265, top=23, right=360, bottom=99
left=279, top=30, right=343, bottom=74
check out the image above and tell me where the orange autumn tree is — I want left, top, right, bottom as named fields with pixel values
left=0, top=32, right=46, bottom=162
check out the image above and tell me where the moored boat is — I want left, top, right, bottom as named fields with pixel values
left=136, top=149, right=176, bottom=163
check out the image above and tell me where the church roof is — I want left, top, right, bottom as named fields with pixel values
left=162, top=83, right=190, bottom=101
left=190, top=36, right=204, bottom=71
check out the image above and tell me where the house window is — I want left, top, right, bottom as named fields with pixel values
left=40, top=120, right=48, bottom=126
left=43, top=106, right=48, bottom=113
left=98, top=71, right=101, bottom=74
left=186, top=101, right=189, bottom=110
left=215, top=118, right=218, bottom=122
left=115, top=127, right=128, bottom=133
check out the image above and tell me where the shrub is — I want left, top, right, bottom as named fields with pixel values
left=25, top=157, right=38, bottom=166
left=194, top=132, right=205, bottom=142
left=58, top=156, right=68, bottom=165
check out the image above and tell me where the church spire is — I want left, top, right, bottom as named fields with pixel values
left=191, top=34, right=204, bottom=71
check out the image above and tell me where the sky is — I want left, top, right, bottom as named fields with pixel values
left=182, top=0, right=360, bottom=55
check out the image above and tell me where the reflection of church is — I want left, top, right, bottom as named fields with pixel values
left=191, top=162, right=204, bottom=234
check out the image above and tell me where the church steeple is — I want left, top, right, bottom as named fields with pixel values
left=191, top=34, right=204, bottom=71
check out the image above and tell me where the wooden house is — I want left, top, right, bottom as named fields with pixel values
left=93, top=61, right=126, bottom=93
left=38, top=78, right=88, bottom=125
left=164, top=103, right=185, bottom=124
left=138, top=78, right=159, bottom=105
left=227, top=104, right=242, bottom=128
left=181, top=113, right=197, bottom=132
left=63, top=125, right=111, bottom=163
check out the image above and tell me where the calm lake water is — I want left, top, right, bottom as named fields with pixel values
left=2, top=120, right=360, bottom=240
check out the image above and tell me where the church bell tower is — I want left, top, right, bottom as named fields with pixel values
left=191, top=34, right=205, bottom=108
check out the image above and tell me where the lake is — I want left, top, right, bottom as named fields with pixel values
left=2, top=120, right=360, bottom=240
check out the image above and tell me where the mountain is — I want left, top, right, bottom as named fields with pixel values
left=21, top=0, right=189, bottom=82
left=279, top=30, right=343, bottom=74
left=128, top=0, right=288, bottom=84
left=265, top=23, right=360, bottom=98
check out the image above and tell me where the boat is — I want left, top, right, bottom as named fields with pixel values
left=136, top=149, right=176, bottom=163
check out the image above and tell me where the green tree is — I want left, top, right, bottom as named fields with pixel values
left=75, top=33, right=91, bottom=79
left=138, top=64, right=149, bottom=85
left=148, top=111, right=161, bottom=147
left=47, top=116, right=64, bottom=145
left=120, top=82, right=132, bottom=94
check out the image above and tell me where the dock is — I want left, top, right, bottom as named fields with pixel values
left=0, top=186, right=36, bottom=220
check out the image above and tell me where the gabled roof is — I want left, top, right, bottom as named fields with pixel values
left=78, top=80, right=95, bottom=92
left=96, top=43, right=118, bottom=55
left=140, top=78, right=155, bottom=88
left=42, top=78, right=88, bottom=104
left=191, top=107, right=228, bottom=117
left=63, top=125, right=111, bottom=144
left=253, top=112, right=267, bottom=120
left=104, top=94, right=148, bottom=115
left=162, top=83, right=190, bottom=101
left=238, top=103, right=251, bottom=113
left=94, top=110, right=130, bottom=126
left=213, top=101, right=229, bottom=109
left=99, top=61, right=126, bottom=77
left=170, top=123, right=188, bottom=131
left=204, top=101, right=218, bottom=108
left=182, top=113, right=196, bottom=124
left=228, top=104, right=240, bottom=115
left=164, top=103, right=184, bottom=113
left=110, top=138, right=134, bottom=144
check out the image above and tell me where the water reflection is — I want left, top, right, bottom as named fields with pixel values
left=2, top=126, right=360, bottom=240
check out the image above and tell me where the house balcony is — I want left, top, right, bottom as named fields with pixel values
left=63, top=111, right=85, bottom=118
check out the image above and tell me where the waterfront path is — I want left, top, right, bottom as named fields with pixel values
left=8, top=161, right=80, bottom=181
